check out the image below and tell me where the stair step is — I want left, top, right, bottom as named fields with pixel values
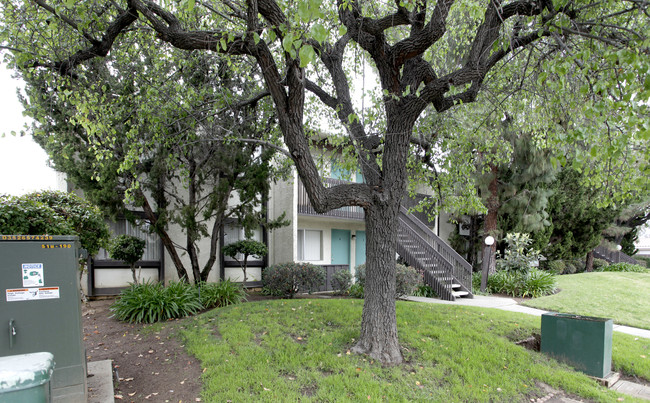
left=451, top=283, right=461, bottom=289
left=452, top=290, right=470, bottom=298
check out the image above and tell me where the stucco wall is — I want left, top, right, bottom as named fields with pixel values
left=268, top=172, right=297, bottom=264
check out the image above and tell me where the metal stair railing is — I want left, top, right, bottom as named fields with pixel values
left=397, top=206, right=473, bottom=301
left=593, top=245, right=639, bottom=265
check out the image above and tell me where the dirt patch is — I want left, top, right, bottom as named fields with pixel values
left=83, top=298, right=202, bottom=402
left=515, top=333, right=541, bottom=351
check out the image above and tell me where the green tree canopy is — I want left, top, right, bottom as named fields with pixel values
left=0, top=190, right=110, bottom=256
left=1, top=0, right=647, bottom=365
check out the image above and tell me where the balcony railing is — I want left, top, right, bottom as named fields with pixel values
left=297, top=178, right=365, bottom=220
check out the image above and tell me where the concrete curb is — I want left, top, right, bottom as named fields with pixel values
left=87, top=360, right=114, bottom=403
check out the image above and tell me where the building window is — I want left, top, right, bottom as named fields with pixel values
left=298, top=229, right=322, bottom=261
left=223, top=224, right=263, bottom=261
left=96, top=218, right=161, bottom=261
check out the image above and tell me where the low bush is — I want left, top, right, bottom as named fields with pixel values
left=198, top=280, right=246, bottom=309
left=354, top=263, right=420, bottom=298
left=563, top=261, right=577, bottom=275
left=571, top=258, right=586, bottom=273
left=412, top=284, right=437, bottom=298
left=486, top=269, right=556, bottom=298
left=111, top=281, right=203, bottom=324
left=262, top=262, right=325, bottom=298
left=592, top=258, right=609, bottom=271
left=348, top=283, right=364, bottom=299
left=546, top=260, right=566, bottom=275
left=635, top=256, right=650, bottom=268
left=596, top=262, right=648, bottom=273
left=331, top=269, right=352, bottom=295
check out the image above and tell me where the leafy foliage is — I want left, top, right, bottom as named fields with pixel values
left=108, top=234, right=146, bottom=284
left=596, top=263, right=648, bottom=273
left=109, top=235, right=146, bottom=267
left=545, top=260, right=566, bottom=275
left=331, top=269, right=352, bottom=295
left=262, top=262, right=325, bottom=298
left=110, top=281, right=202, bottom=324
left=354, top=263, right=421, bottom=299
left=497, top=233, right=541, bottom=274
left=412, top=284, right=437, bottom=298
left=486, top=269, right=557, bottom=298
left=0, top=191, right=109, bottom=256
left=198, top=280, right=246, bottom=309
left=222, top=239, right=268, bottom=285
left=111, top=279, right=246, bottom=323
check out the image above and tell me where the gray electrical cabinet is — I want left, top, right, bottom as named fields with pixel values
left=0, top=235, right=87, bottom=402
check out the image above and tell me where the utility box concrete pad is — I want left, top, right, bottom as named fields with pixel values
left=0, top=235, right=87, bottom=402
left=541, top=312, right=613, bottom=378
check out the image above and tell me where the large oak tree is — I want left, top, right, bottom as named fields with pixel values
left=1, top=0, right=648, bottom=364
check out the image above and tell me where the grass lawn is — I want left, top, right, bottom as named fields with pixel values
left=522, top=272, right=650, bottom=330
left=176, top=299, right=650, bottom=402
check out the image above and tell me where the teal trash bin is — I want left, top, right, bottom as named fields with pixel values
left=0, top=352, right=54, bottom=403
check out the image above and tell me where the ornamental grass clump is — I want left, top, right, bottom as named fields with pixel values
left=198, top=280, right=246, bottom=309
left=111, top=281, right=202, bottom=324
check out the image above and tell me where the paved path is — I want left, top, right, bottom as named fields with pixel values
left=404, top=295, right=650, bottom=339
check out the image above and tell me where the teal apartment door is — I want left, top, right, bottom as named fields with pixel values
left=331, top=229, right=350, bottom=265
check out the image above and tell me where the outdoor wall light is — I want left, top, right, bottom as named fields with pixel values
left=484, top=235, right=495, bottom=246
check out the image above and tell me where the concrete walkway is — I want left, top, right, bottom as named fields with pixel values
left=404, top=295, right=650, bottom=339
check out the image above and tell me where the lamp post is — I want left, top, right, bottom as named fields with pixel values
left=616, top=244, right=622, bottom=263
left=480, top=236, right=495, bottom=293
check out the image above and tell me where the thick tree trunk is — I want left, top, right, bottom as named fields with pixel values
left=351, top=200, right=403, bottom=365
left=585, top=251, right=594, bottom=272
left=484, top=164, right=499, bottom=274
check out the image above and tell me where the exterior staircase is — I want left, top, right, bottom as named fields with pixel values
left=397, top=206, right=473, bottom=301
left=593, top=245, right=639, bottom=265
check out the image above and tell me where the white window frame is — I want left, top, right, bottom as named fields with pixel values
left=298, top=229, right=323, bottom=261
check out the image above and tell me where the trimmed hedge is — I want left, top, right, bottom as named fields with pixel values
left=262, top=262, right=325, bottom=298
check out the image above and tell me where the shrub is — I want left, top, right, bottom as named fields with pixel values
left=571, top=258, right=586, bottom=273
left=592, top=258, right=609, bottom=271
left=523, top=269, right=557, bottom=298
left=331, top=269, right=352, bottom=295
left=563, top=261, right=577, bottom=275
left=546, top=260, right=566, bottom=275
left=109, top=234, right=146, bottom=284
left=412, top=284, right=437, bottom=298
left=262, top=262, right=325, bottom=298
left=635, top=256, right=650, bottom=268
left=348, top=283, right=365, bottom=299
left=497, top=233, right=541, bottom=274
left=597, top=263, right=647, bottom=273
left=111, top=281, right=202, bottom=323
left=354, top=263, right=421, bottom=298
left=486, top=269, right=556, bottom=298
left=198, top=280, right=246, bottom=309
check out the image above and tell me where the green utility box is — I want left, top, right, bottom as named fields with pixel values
left=541, top=312, right=613, bottom=378
left=0, top=236, right=87, bottom=402
left=0, top=352, right=54, bottom=402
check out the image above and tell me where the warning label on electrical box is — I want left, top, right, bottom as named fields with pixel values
left=6, top=287, right=60, bottom=302
left=21, top=263, right=44, bottom=287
